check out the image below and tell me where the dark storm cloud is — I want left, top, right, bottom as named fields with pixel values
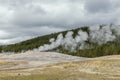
left=0, top=0, right=120, bottom=45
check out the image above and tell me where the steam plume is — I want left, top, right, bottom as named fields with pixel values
left=38, top=25, right=120, bottom=52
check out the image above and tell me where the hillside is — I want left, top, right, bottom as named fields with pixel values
left=0, top=27, right=87, bottom=52
left=1, top=25, right=120, bottom=58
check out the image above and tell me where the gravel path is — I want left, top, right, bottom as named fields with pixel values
left=0, top=51, right=87, bottom=70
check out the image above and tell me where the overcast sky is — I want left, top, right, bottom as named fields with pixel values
left=0, top=0, right=120, bottom=45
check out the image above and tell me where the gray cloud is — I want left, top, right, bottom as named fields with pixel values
left=84, top=0, right=112, bottom=13
left=0, top=0, right=120, bottom=45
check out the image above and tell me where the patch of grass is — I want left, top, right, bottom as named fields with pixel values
left=0, top=61, right=11, bottom=66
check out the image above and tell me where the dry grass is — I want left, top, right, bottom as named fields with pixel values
left=0, top=61, right=15, bottom=66
left=0, top=61, right=9, bottom=65
left=0, top=55, right=120, bottom=80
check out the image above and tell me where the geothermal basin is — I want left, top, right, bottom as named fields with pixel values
left=0, top=51, right=86, bottom=70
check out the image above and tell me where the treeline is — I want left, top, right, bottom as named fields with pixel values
left=0, top=46, right=2, bottom=53
left=58, top=41, right=120, bottom=58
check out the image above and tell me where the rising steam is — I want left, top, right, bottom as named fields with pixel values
left=38, top=25, right=120, bottom=52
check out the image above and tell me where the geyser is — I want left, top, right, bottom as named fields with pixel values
left=38, top=25, right=120, bottom=52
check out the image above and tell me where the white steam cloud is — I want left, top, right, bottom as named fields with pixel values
left=38, top=25, right=120, bottom=52
left=89, top=25, right=116, bottom=45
